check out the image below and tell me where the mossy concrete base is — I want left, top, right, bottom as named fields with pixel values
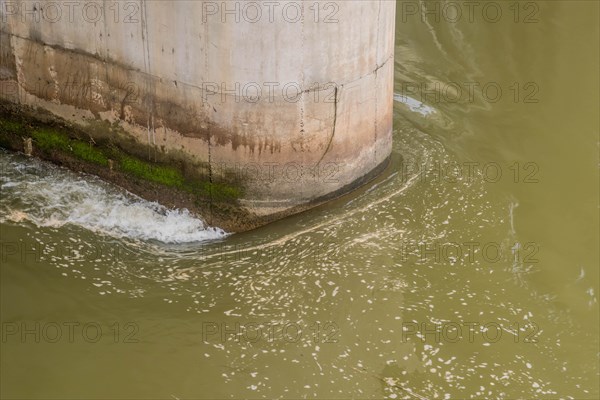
left=0, top=102, right=254, bottom=232
left=1, top=102, right=391, bottom=232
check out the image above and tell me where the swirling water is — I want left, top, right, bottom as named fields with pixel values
left=1, top=2, right=598, bottom=398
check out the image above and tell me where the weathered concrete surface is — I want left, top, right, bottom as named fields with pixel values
left=0, top=0, right=395, bottom=230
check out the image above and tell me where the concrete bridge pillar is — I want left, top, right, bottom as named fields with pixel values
left=0, top=0, right=396, bottom=230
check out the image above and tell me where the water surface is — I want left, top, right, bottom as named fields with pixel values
left=1, top=1, right=598, bottom=398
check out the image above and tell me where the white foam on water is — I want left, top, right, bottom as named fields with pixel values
left=394, top=93, right=437, bottom=116
left=0, top=152, right=227, bottom=243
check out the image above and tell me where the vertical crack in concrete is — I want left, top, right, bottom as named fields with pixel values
left=317, top=85, right=339, bottom=165
left=374, top=0, right=382, bottom=155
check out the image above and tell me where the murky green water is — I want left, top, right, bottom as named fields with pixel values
left=1, top=1, right=598, bottom=398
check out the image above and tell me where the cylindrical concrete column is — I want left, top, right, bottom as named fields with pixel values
left=0, top=0, right=396, bottom=229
